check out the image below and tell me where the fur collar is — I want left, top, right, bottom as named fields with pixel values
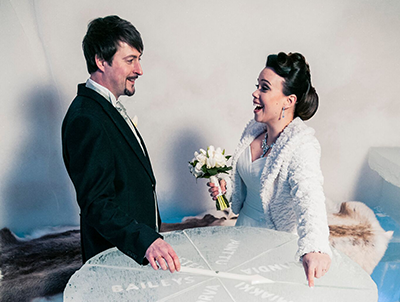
left=229, top=117, right=316, bottom=213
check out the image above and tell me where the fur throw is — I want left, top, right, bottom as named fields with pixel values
left=159, top=213, right=234, bottom=232
left=0, top=216, right=229, bottom=302
left=0, top=228, right=81, bottom=302
left=209, top=202, right=392, bottom=274
left=0, top=203, right=391, bottom=301
left=328, top=201, right=393, bottom=274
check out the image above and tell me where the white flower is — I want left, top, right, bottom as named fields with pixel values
left=214, top=152, right=226, bottom=168
left=188, top=150, right=208, bottom=177
left=207, top=146, right=215, bottom=157
left=194, top=152, right=207, bottom=166
left=206, top=146, right=227, bottom=168
left=206, top=157, right=216, bottom=169
left=195, top=161, right=203, bottom=174
left=131, top=115, right=138, bottom=127
left=188, top=160, right=202, bottom=177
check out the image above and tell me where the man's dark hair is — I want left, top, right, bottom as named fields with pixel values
left=82, top=15, right=144, bottom=74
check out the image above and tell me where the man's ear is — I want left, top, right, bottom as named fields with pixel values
left=95, top=54, right=106, bottom=72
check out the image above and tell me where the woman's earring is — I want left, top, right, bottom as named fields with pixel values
left=282, top=107, right=285, bottom=119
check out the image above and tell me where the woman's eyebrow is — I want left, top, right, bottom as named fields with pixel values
left=259, top=79, right=272, bottom=87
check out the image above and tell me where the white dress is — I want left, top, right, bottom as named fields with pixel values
left=227, top=118, right=332, bottom=259
left=235, top=146, right=276, bottom=229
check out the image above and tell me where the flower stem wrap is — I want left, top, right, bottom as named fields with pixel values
left=209, top=175, right=230, bottom=211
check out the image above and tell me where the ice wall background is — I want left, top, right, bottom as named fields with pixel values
left=1, top=0, right=399, bottom=234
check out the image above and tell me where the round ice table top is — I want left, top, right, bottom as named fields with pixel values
left=64, top=226, right=377, bottom=302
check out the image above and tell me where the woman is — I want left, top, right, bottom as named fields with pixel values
left=209, top=52, right=332, bottom=287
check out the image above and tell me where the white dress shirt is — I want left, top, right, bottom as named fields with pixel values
left=85, top=79, right=145, bottom=155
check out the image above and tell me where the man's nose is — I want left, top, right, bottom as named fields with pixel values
left=134, top=61, right=143, bottom=76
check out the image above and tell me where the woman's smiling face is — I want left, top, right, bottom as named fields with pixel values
left=252, top=67, right=287, bottom=124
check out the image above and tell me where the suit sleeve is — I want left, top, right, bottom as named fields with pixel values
left=63, top=112, right=161, bottom=264
left=287, top=138, right=332, bottom=260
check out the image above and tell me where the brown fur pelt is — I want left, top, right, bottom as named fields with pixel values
left=0, top=228, right=82, bottom=302
left=160, top=211, right=237, bottom=232
left=0, top=203, right=391, bottom=301
left=203, top=202, right=393, bottom=274
left=0, top=215, right=230, bottom=301
left=327, top=201, right=393, bottom=274
left=182, top=203, right=393, bottom=274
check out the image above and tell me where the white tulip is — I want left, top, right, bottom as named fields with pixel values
left=214, top=153, right=226, bottom=167
left=206, top=157, right=216, bottom=169
left=207, top=145, right=215, bottom=157
left=196, top=153, right=206, bottom=166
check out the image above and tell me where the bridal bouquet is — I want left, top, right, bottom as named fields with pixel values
left=188, top=146, right=232, bottom=210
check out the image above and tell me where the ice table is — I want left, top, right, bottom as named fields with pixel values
left=64, top=226, right=377, bottom=302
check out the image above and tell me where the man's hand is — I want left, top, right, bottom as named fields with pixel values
left=145, top=238, right=181, bottom=273
left=302, top=252, right=331, bottom=287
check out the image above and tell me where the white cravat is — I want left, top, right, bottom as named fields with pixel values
left=85, top=79, right=145, bottom=155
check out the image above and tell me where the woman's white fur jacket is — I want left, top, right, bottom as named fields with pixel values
left=226, top=117, right=332, bottom=260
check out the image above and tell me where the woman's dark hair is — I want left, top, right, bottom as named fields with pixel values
left=82, top=15, right=144, bottom=74
left=266, top=52, right=318, bottom=120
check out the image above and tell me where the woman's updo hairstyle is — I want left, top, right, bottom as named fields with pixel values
left=266, top=52, right=318, bottom=120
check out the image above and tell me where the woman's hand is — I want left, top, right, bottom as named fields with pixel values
left=302, top=252, right=331, bottom=288
left=207, top=179, right=226, bottom=200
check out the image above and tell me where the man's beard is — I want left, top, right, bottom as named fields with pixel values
left=124, top=88, right=135, bottom=97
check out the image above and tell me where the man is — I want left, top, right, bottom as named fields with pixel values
left=62, top=15, right=180, bottom=273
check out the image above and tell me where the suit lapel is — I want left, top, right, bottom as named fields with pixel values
left=78, top=84, right=156, bottom=185
left=131, top=123, right=155, bottom=181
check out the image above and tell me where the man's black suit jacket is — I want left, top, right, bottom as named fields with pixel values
left=62, top=84, right=162, bottom=264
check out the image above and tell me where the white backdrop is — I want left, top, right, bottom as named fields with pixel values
left=1, top=0, right=399, bottom=234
